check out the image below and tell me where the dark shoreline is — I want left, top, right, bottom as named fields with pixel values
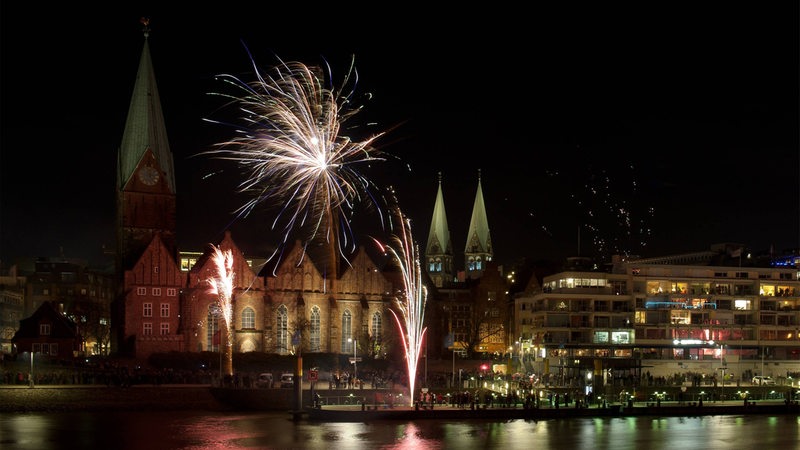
left=0, top=385, right=229, bottom=413
left=3, top=385, right=798, bottom=422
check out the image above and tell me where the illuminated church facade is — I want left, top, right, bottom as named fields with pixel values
left=113, top=22, right=508, bottom=364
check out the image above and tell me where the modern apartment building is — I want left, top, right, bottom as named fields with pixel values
left=514, top=245, right=800, bottom=383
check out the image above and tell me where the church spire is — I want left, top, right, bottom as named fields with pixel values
left=117, top=17, right=176, bottom=194
left=425, top=172, right=453, bottom=287
left=116, top=18, right=178, bottom=272
left=464, top=169, right=492, bottom=278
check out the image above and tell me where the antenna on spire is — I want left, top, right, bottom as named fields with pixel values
left=140, top=17, right=151, bottom=38
left=478, top=168, right=481, bottom=181
left=437, top=171, right=442, bottom=184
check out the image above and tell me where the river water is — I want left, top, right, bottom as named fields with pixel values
left=1, top=410, right=798, bottom=450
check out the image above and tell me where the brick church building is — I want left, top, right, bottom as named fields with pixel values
left=114, top=23, right=398, bottom=362
left=113, top=21, right=507, bottom=367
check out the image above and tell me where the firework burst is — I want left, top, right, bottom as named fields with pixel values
left=571, top=164, right=654, bottom=258
left=204, top=52, right=387, bottom=272
left=206, top=245, right=235, bottom=376
left=540, top=162, right=654, bottom=260
left=372, top=204, right=427, bottom=407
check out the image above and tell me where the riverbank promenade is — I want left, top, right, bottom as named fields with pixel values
left=2, top=382, right=797, bottom=420
left=305, top=397, right=799, bottom=421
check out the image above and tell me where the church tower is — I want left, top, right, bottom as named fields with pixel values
left=464, top=169, right=492, bottom=278
left=424, top=172, right=453, bottom=287
left=113, top=19, right=181, bottom=356
left=116, top=19, right=177, bottom=273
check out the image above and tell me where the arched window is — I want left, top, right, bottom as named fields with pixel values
left=310, top=306, right=321, bottom=352
left=341, top=310, right=352, bottom=353
left=241, top=307, right=255, bottom=329
left=207, top=305, right=220, bottom=352
left=277, top=305, right=289, bottom=354
left=371, top=312, right=382, bottom=353
left=371, top=312, right=382, bottom=340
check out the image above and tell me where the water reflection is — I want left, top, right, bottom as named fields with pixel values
left=1, top=411, right=798, bottom=450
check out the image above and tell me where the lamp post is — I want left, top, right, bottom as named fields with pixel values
left=348, top=337, right=357, bottom=385
left=586, top=371, right=593, bottom=399
left=507, top=345, right=513, bottom=376
left=719, top=344, right=727, bottom=403
left=29, top=351, right=35, bottom=389
left=452, top=346, right=457, bottom=388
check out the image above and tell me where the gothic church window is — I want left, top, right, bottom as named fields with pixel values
left=371, top=312, right=382, bottom=353
left=341, top=310, right=353, bottom=353
left=242, top=307, right=255, bottom=329
left=207, top=306, right=220, bottom=351
left=310, top=306, right=321, bottom=352
left=277, top=305, right=289, bottom=354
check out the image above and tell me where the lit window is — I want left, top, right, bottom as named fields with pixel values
left=242, top=307, right=255, bottom=329
left=310, top=307, right=321, bottom=352
left=371, top=312, right=382, bottom=345
left=277, top=306, right=289, bottom=354
left=341, top=310, right=353, bottom=353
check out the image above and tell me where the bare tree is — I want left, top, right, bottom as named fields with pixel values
left=65, top=298, right=111, bottom=355
left=454, top=307, right=506, bottom=360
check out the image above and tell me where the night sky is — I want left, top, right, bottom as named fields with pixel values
left=1, top=4, right=798, bottom=270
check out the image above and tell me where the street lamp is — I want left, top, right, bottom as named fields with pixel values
left=507, top=345, right=513, bottom=375
left=348, top=337, right=357, bottom=385
left=452, top=344, right=461, bottom=388
left=28, top=350, right=35, bottom=389
left=719, top=344, right=727, bottom=403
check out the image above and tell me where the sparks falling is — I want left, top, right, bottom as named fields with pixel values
left=206, top=245, right=235, bottom=376
left=203, top=53, right=387, bottom=272
left=372, top=208, right=427, bottom=407
left=543, top=162, right=654, bottom=260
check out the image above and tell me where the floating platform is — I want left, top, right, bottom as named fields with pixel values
left=303, top=401, right=800, bottom=422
